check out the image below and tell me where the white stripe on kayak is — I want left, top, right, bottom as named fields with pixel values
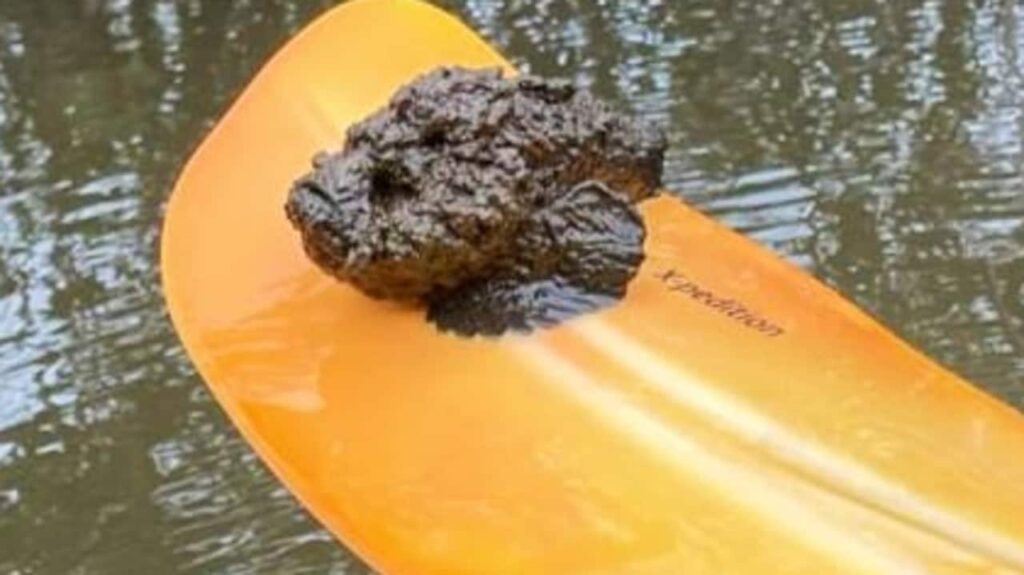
left=574, top=317, right=1024, bottom=570
left=517, top=339, right=930, bottom=575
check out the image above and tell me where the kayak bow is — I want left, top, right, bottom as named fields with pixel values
left=161, top=0, right=1024, bottom=573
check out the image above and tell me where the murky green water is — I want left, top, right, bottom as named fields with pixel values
left=1, top=1, right=1021, bottom=572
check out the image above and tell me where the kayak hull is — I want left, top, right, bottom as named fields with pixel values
left=161, top=0, right=1024, bottom=573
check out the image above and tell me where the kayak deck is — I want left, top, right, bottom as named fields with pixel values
left=161, top=0, right=1024, bottom=573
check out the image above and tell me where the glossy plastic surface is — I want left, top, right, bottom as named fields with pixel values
left=161, top=0, right=1024, bottom=573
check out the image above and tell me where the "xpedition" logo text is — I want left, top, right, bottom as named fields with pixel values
left=656, top=269, right=786, bottom=338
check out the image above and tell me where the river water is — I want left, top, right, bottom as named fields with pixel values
left=1, top=1, right=1022, bottom=573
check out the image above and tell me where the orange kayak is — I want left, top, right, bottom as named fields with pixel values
left=160, top=0, right=1024, bottom=573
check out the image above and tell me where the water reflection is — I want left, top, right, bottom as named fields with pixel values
left=0, top=0, right=1021, bottom=572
